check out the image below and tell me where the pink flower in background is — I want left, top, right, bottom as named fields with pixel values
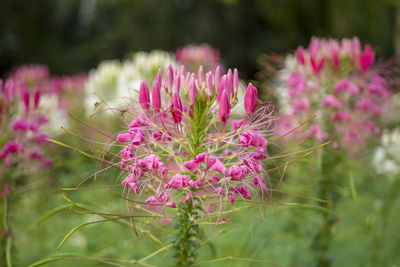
left=276, top=37, right=391, bottom=149
left=176, top=44, right=222, bottom=72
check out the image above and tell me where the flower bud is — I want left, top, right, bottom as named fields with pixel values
left=198, top=65, right=204, bottom=85
left=233, top=68, right=239, bottom=95
left=219, top=89, right=230, bottom=123
left=139, top=81, right=150, bottom=111
left=206, top=71, right=214, bottom=96
left=297, top=46, right=305, bottom=65
left=215, top=66, right=221, bottom=89
left=165, top=67, right=173, bottom=92
left=22, top=86, right=30, bottom=112
left=171, top=91, right=183, bottom=124
left=189, top=75, right=196, bottom=106
left=156, top=68, right=163, bottom=88
left=244, top=83, right=258, bottom=115
left=152, top=80, right=161, bottom=112
left=216, top=75, right=226, bottom=102
left=33, top=88, right=40, bottom=110
left=174, top=73, right=180, bottom=93
left=359, top=45, right=374, bottom=72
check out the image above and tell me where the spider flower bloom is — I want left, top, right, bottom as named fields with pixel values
left=113, top=65, right=276, bottom=222
left=274, top=37, right=391, bottom=149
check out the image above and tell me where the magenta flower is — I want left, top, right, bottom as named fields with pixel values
left=274, top=37, right=391, bottom=149
left=103, top=65, right=277, bottom=225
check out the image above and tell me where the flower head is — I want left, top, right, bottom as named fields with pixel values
left=274, top=37, right=391, bottom=149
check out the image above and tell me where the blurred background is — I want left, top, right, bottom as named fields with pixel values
left=1, top=0, right=399, bottom=79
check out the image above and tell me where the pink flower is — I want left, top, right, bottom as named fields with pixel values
left=139, top=81, right=150, bottom=111
left=252, top=175, right=267, bottom=191
left=131, top=129, right=145, bottom=145
left=308, top=124, right=328, bottom=141
left=330, top=111, right=352, bottom=122
left=239, top=131, right=267, bottom=148
left=183, top=191, right=193, bottom=204
left=165, top=174, right=189, bottom=189
left=227, top=165, right=244, bottom=181
left=166, top=201, right=177, bottom=208
left=33, top=88, right=40, bottom=110
left=184, top=160, right=200, bottom=172
left=334, top=79, right=359, bottom=94
left=219, top=90, right=230, bottom=123
left=310, top=56, right=325, bottom=75
left=117, top=133, right=132, bottom=143
left=188, top=75, right=196, bottom=106
left=244, top=83, right=258, bottom=115
left=171, top=91, right=183, bottom=124
left=292, top=98, right=310, bottom=112
left=213, top=158, right=226, bottom=174
left=297, top=46, right=305, bottom=65
left=359, top=45, right=374, bottom=72
left=152, top=80, right=161, bottom=112
left=356, top=99, right=381, bottom=115
left=322, top=95, right=342, bottom=109
left=12, top=119, right=30, bottom=132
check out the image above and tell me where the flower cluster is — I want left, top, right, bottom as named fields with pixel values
left=0, top=65, right=87, bottom=172
left=0, top=79, right=53, bottom=171
left=113, top=65, right=275, bottom=221
left=176, top=44, right=221, bottom=72
left=275, top=37, right=391, bottom=148
left=85, top=51, right=178, bottom=111
left=373, top=128, right=400, bottom=177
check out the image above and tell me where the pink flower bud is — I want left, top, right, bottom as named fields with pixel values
left=156, top=68, right=163, bottom=87
left=189, top=75, right=196, bottom=106
left=252, top=175, right=267, bottom=190
left=195, top=178, right=205, bottom=187
left=359, top=45, right=374, bottom=72
left=166, top=201, right=177, bottom=208
left=174, top=73, right=181, bottom=93
left=117, top=133, right=132, bottom=143
left=226, top=69, right=233, bottom=96
left=297, top=46, right=306, bottom=65
left=165, top=67, right=173, bottom=92
left=233, top=68, right=239, bottom=94
left=334, top=79, right=359, bottom=94
left=206, top=71, right=214, bottom=96
left=152, top=80, right=161, bottom=112
left=139, top=81, right=150, bottom=111
left=219, top=90, right=230, bottom=123
left=33, top=88, right=40, bottom=110
left=244, top=83, right=258, bottom=115
left=310, top=56, right=325, bottom=75
left=198, top=65, right=204, bottom=85
left=216, top=75, right=226, bottom=102
left=171, top=91, right=183, bottom=124
left=22, top=87, right=30, bottom=112
left=165, top=174, right=189, bottom=189
left=215, top=66, right=221, bottom=89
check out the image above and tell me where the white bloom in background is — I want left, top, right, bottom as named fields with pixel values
left=373, top=128, right=400, bottom=177
left=39, top=94, right=69, bottom=135
left=117, top=50, right=178, bottom=102
left=84, top=51, right=178, bottom=113
left=84, top=60, right=122, bottom=113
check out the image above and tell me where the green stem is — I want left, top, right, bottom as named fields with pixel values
left=311, top=149, right=339, bottom=267
left=172, top=200, right=200, bottom=266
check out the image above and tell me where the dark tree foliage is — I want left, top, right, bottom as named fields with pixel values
left=0, top=0, right=396, bottom=79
